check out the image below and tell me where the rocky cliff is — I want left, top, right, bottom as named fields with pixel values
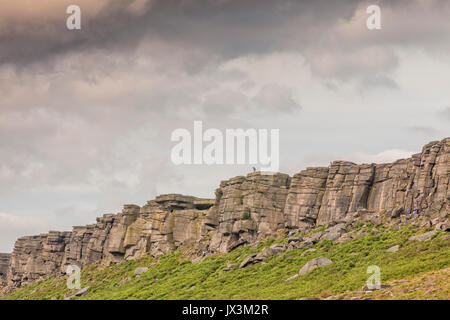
left=0, top=254, right=10, bottom=287
left=1, top=138, right=449, bottom=291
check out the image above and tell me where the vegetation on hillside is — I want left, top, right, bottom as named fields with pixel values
left=2, top=224, right=449, bottom=300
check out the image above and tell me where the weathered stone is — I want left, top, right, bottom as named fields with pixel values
left=300, top=248, right=317, bottom=257
left=286, top=274, right=299, bottom=282
left=115, top=277, right=131, bottom=286
left=222, top=264, right=237, bottom=272
left=75, top=286, right=89, bottom=296
left=408, top=230, right=437, bottom=242
left=435, top=220, right=450, bottom=232
left=387, top=245, right=400, bottom=252
left=0, top=253, right=10, bottom=287
left=285, top=167, right=329, bottom=230
left=134, top=267, right=148, bottom=276
left=209, top=172, right=291, bottom=253
left=239, top=254, right=258, bottom=268
left=362, top=284, right=390, bottom=291
left=299, top=257, right=332, bottom=276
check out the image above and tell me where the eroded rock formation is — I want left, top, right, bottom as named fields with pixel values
left=0, top=254, right=10, bottom=286
left=1, top=138, right=449, bottom=291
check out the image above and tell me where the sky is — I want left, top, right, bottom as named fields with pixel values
left=0, top=0, right=449, bottom=252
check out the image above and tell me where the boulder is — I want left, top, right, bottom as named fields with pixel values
left=387, top=245, right=399, bottom=252
left=239, top=254, right=258, bottom=268
left=222, top=264, right=237, bottom=272
left=64, top=286, right=89, bottom=300
left=299, top=257, right=332, bottom=276
left=115, top=277, right=131, bottom=286
left=322, top=232, right=341, bottom=241
left=285, top=274, right=299, bottom=282
left=134, top=267, right=148, bottom=276
left=75, top=286, right=89, bottom=297
left=300, top=248, right=317, bottom=257
left=435, top=221, right=449, bottom=232
left=408, top=230, right=437, bottom=241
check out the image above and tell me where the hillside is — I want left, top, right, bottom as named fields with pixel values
left=2, top=224, right=449, bottom=300
left=0, top=137, right=449, bottom=299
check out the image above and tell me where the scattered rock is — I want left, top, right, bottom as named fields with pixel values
left=63, top=286, right=90, bottom=300
left=408, top=230, right=436, bottom=241
left=239, top=254, right=258, bottom=268
left=387, top=245, right=400, bottom=252
left=115, top=277, right=131, bottom=286
left=362, top=284, right=390, bottom=291
left=134, top=267, right=149, bottom=276
left=239, top=244, right=288, bottom=268
left=75, top=286, right=89, bottom=297
left=435, top=221, right=449, bottom=232
left=440, top=234, right=450, bottom=240
left=299, top=257, right=332, bottom=276
left=191, top=256, right=204, bottom=264
left=285, top=274, right=299, bottom=282
left=288, top=236, right=303, bottom=243
left=335, top=233, right=355, bottom=244
left=222, top=264, right=237, bottom=272
left=298, top=297, right=321, bottom=300
left=322, top=232, right=341, bottom=241
left=300, top=248, right=317, bottom=257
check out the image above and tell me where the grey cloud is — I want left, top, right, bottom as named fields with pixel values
left=2, top=0, right=450, bottom=81
left=437, top=107, right=450, bottom=121
left=253, top=84, right=301, bottom=114
left=406, top=126, right=439, bottom=135
left=0, top=0, right=365, bottom=71
left=359, top=75, right=400, bottom=92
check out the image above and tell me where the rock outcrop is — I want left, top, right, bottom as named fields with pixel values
left=209, top=172, right=291, bottom=252
left=0, top=254, right=10, bottom=286
left=4, top=195, right=215, bottom=289
left=1, top=138, right=449, bottom=291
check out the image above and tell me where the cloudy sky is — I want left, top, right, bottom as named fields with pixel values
left=0, top=0, right=449, bottom=252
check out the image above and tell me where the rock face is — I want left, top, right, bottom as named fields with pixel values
left=4, top=195, right=215, bottom=289
left=1, top=138, right=449, bottom=290
left=286, top=138, right=449, bottom=228
left=209, top=172, right=291, bottom=252
left=0, top=254, right=10, bottom=286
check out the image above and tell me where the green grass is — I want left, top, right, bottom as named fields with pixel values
left=2, top=225, right=449, bottom=300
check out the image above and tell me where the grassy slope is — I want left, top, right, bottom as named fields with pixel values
left=2, top=225, right=449, bottom=300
